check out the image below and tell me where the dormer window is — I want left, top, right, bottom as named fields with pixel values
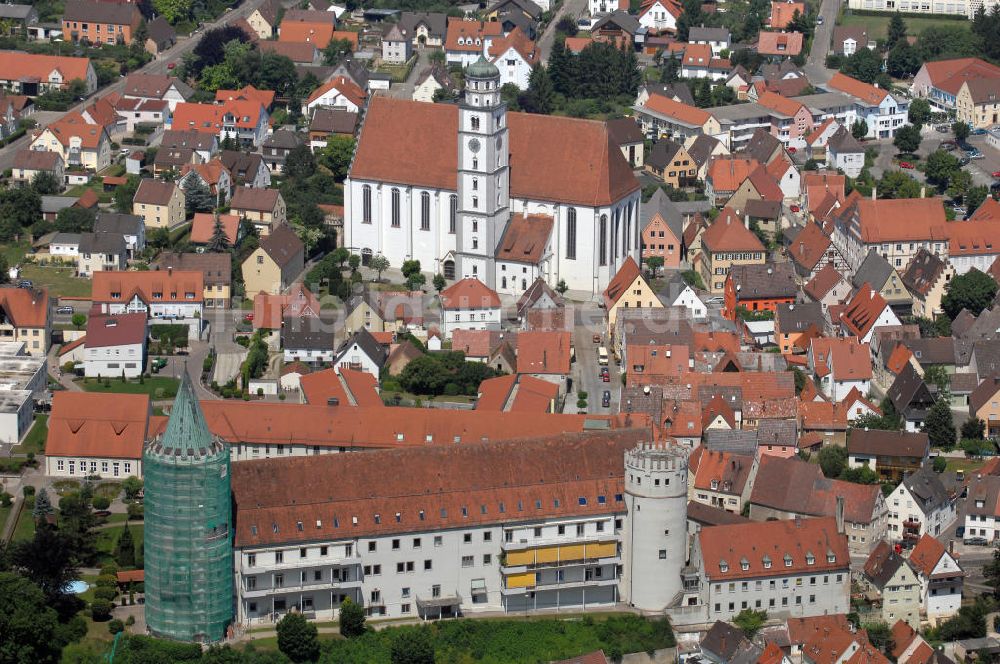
left=806, top=552, right=815, bottom=566
left=710, top=479, right=719, bottom=490
left=784, top=554, right=793, bottom=567
left=762, top=555, right=772, bottom=569
left=827, top=550, right=836, bottom=563
left=740, top=557, right=749, bottom=571
left=719, top=560, right=729, bottom=573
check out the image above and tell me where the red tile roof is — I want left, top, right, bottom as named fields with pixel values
left=85, top=312, right=146, bottom=348
left=0, top=287, right=48, bottom=327
left=707, top=157, right=760, bottom=192
left=215, top=85, right=274, bottom=108
left=440, top=277, right=500, bottom=310
left=350, top=96, right=638, bottom=207
left=299, top=367, right=349, bottom=405
left=252, top=285, right=319, bottom=330
left=827, top=72, right=888, bottom=106
left=756, top=90, right=806, bottom=118
left=701, top=208, right=766, bottom=253
left=45, top=391, right=151, bottom=459
left=946, top=221, right=1000, bottom=256
left=445, top=17, right=502, bottom=52
left=487, top=27, right=539, bottom=66
left=190, top=212, right=239, bottom=245
left=840, top=284, right=889, bottom=339
left=790, top=222, right=832, bottom=272
left=496, top=213, right=554, bottom=263
left=516, top=331, right=572, bottom=374
left=92, top=270, right=204, bottom=305
left=172, top=99, right=267, bottom=134
left=0, top=51, right=92, bottom=87
left=602, top=256, right=643, bottom=309
left=757, top=31, right=803, bottom=56
left=42, top=113, right=108, bottom=149
left=886, top=343, right=913, bottom=376
left=850, top=198, right=947, bottom=244
left=305, top=75, right=367, bottom=107
left=642, top=92, right=713, bottom=128
left=770, top=0, right=804, bottom=27
left=341, top=368, right=383, bottom=407
left=804, top=263, right=845, bottom=301
left=698, top=516, right=849, bottom=581
left=510, top=375, right=560, bottom=412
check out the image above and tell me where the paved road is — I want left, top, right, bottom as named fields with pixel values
left=389, top=49, right=429, bottom=101
left=565, top=301, right=618, bottom=414
left=0, top=0, right=272, bottom=172
left=803, top=0, right=840, bottom=85
left=539, top=0, right=589, bottom=63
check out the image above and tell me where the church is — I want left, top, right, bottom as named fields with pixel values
left=343, top=56, right=642, bottom=295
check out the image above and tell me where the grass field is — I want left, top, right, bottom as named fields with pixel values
left=76, top=376, right=179, bottom=399
left=946, top=456, right=986, bottom=473
left=20, top=263, right=92, bottom=298
left=838, top=12, right=971, bottom=39
left=13, top=414, right=47, bottom=455
left=11, top=500, right=34, bottom=542
left=95, top=523, right=143, bottom=566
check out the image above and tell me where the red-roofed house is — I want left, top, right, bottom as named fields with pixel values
left=839, top=284, right=901, bottom=344
left=603, top=256, right=661, bottom=339
left=439, top=277, right=501, bottom=337
left=637, top=0, right=681, bottom=32
left=303, top=76, right=367, bottom=116
left=215, top=85, right=275, bottom=110
left=705, top=156, right=761, bottom=206
left=30, top=112, right=111, bottom=172
left=906, top=533, right=963, bottom=623
left=827, top=72, right=908, bottom=139
left=171, top=99, right=270, bottom=147
left=634, top=92, right=722, bottom=141
left=809, top=337, right=872, bottom=400
left=444, top=18, right=503, bottom=66
left=680, top=43, right=730, bottom=81
left=688, top=446, right=759, bottom=513
left=486, top=27, right=539, bottom=89
left=756, top=31, right=803, bottom=58
left=84, top=311, right=147, bottom=378
left=44, top=391, right=151, bottom=478
left=699, top=208, right=766, bottom=293
left=190, top=212, right=241, bottom=248
left=769, top=0, right=804, bottom=28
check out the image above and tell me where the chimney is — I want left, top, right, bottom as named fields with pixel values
left=871, top=186, right=877, bottom=201
left=167, top=266, right=173, bottom=276
left=836, top=495, right=845, bottom=534
left=744, top=213, right=750, bottom=229
left=920, top=186, right=926, bottom=199
left=327, top=397, right=340, bottom=406
left=869, top=289, right=875, bottom=300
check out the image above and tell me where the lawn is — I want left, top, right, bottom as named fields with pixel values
left=838, top=11, right=971, bottom=38
left=20, top=263, right=92, bottom=298
left=76, top=376, right=179, bottom=399
left=945, top=456, right=985, bottom=473
left=13, top=414, right=47, bottom=455
left=11, top=500, right=35, bottom=542
left=0, top=241, right=28, bottom=267
left=0, top=502, right=11, bottom=536
left=65, top=181, right=113, bottom=204
left=95, top=522, right=143, bottom=566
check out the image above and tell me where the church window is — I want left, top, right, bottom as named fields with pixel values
left=599, top=215, right=608, bottom=266
left=472, top=238, right=479, bottom=249
left=420, top=192, right=430, bottom=231
left=449, top=195, right=457, bottom=234
left=472, top=178, right=478, bottom=190
left=472, top=196, right=479, bottom=209
left=472, top=157, right=478, bottom=170
left=566, top=208, right=577, bottom=260
left=362, top=185, right=371, bottom=224
left=391, top=188, right=401, bottom=228
left=471, top=116, right=480, bottom=131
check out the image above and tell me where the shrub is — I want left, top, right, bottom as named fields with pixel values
left=127, top=503, right=144, bottom=520
left=94, top=586, right=118, bottom=602
left=90, top=599, right=113, bottom=621
left=108, top=619, right=125, bottom=635
left=22, top=485, right=34, bottom=497
left=126, top=615, right=135, bottom=626
left=92, top=495, right=111, bottom=510
left=279, top=393, right=286, bottom=401
left=0, top=492, right=11, bottom=507
left=96, top=574, right=118, bottom=588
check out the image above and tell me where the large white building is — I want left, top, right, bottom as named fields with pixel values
left=885, top=466, right=956, bottom=543
left=83, top=312, right=147, bottom=379
left=344, top=57, right=641, bottom=296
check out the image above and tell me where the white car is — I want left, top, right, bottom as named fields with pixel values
left=816, top=15, right=824, bottom=24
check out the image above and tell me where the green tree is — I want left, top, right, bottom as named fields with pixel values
left=72, top=313, right=86, bottom=329
left=939, top=599, right=988, bottom=640
left=887, top=12, right=908, bottom=49
left=908, top=98, right=931, bottom=127
left=182, top=177, right=215, bottom=215
left=390, top=628, right=436, bottom=664
left=31, top=171, right=62, bottom=196
left=322, top=38, right=355, bottom=67
left=963, top=417, right=986, bottom=440
left=114, top=175, right=141, bottom=214
left=115, top=523, right=136, bottom=568
left=953, top=121, right=971, bottom=142
left=645, top=256, right=664, bottom=277
left=331, top=247, right=350, bottom=269
left=733, top=608, right=767, bottom=638
left=863, top=622, right=892, bottom=652
left=339, top=597, right=366, bottom=638
left=348, top=254, right=361, bottom=272
left=925, top=150, right=961, bottom=189
left=556, top=279, right=569, bottom=294
left=55, top=206, right=96, bottom=233
left=818, top=445, right=847, bottom=478
left=887, top=41, right=921, bottom=79
left=370, top=255, right=390, bottom=282
left=10, top=525, right=79, bottom=602
left=942, top=268, right=998, bottom=319
left=122, top=476, right=143, bottom=500
left=0, top=572, right=63, bottom=663
left=893, top=124, right=921, bottom=154
left=207, top=214, right=231, bottom=252
left=433, top=273, right=446, bottom=293
left=984, top=547, right=1000, bottom=598
left=933, top=456, right=948, bottom=473
left=276, top=612, right=320, bottom=663
left=58, top=489, right=98, bottom=566
left=547, top=38, right=576, bottom=97
left=152, top=0, right=193, bottom=23
left=923, top=398, right=957, bottom=449
left=319, top=135, right=355, bottom=181
left=32, top=487, right=53, bottom=522
left=967, top=185, right=989, bottom=215
left=923, top=365, right=951, bottom=393
left=555, top=15, right=578, bottom=36
left=841, top=48, right=882, bottom=83
left=522, top=64, right=555, bottom=115
left=949, top=169, right=974, bottom=202
left=285, top=144, right=316, bottom=181
left=851, top=119, right=868, bottom=141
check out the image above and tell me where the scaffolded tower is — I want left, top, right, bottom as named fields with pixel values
left=143, top=372, right=233, bottom=643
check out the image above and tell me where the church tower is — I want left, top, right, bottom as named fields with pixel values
left=455, top=55, right=510, bottom=286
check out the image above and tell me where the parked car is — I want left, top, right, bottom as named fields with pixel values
left=960, top=156, right=972, bottom=166
left=816, top=14, right=824, bottom=23
left=787, top=146, right=797, bottom=153
left=964, top=536, right=990, bottom=546
left=970, top=151, right=985, bottom=159
left=936, top=124, right=951, bottom=133
left=789, top=205, right=801, bottom=213
left=942, top=142, right=958, bottom=151
left=167, top=62, right=176, bottom=70
left=899, top=161, right=914, bottom=169
left=972, top=128, right=987, bottom=135
left=601, top=390, right=611, bottom=407
left=952, top=206, right=967, bottom=217
left=592, top=334, right=601, bottom=343
left=601, top=370, right=610, bottom=383
left=706, top=296, right=724, bottom=304
left=56, top=306, right=74, bottom=315
left=17, top=280, right=32, bottom=288
left=992, top=171, right=1000, bottom=178
left=956, top=526, right=966, bottom=538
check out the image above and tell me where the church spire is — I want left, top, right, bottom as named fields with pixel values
left=160, top=370, right=213, bottom=455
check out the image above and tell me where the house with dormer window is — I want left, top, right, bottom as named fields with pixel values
left=445, top=18, right=503, bottom=67
left=92, top=270, right=204, bottom=329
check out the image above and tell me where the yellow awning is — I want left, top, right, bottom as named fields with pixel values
left=560, top=544, right=586, bottom=563
left=535, top=546, right=560, bottom=564
left=587, top=541, right=617, bottom=559
left=506, top=572, right=536, bottom=589
left=506, top=549, right=534, bottom=567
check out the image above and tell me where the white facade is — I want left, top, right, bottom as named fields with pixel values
left=382, top=36, right=412, bottom=65
left=828, top=145, right=864, bottom=178
left=886, top=482, right=956, bottom=542
left=638, top=1, right=678, bottom=32
left=50, top=237, right=80, bottom=256
left=441, top=304, right=503, bottom=338
left=84, top=340, right=145, bottom=378
left=303, top=87, right=363, bottom=117
left=0, top=390, right=34, bottom=446
left=856, top=95, right=909, bottom=140
left=46, top=455, right=140, bottom=479
left=920, top=551, right=963, bottom=622
left=846, top=0, right=971, bottom=17
left=102, top=294, right=202, bottom=321
left=284, top=347, right=336, bottom=365
left=490, top=47, right=533, bottom=91
left=950, top=252, right=1000, bottom=276
left=854, top=305, right=901, bottom=345
left=665, top=283, right=707, bottom=319
left=333, top=339, right=381, bottom=378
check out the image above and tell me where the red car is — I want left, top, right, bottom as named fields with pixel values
left=244, top=313, right=253, bottom=322
left=787, top=147, right=797, bottom=154
left=899, top=161, right=914, bottom=169
left=167, top=62, right=176, bottom=70
left=992, top=170, right=1000, bottom=178
left=790, top=205, right=800, bottom=213
left=602, top=372, right=611, bottom=382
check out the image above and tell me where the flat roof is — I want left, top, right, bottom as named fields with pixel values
left=793, top=91, right=855, bottom=110
left=0, top=389, right=33, bottom=413
left=0, top=341, right=27, bottom=356
left=711, top=102, right=788, bottom=122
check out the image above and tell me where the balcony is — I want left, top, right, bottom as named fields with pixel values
left=416, top=592, right=461, bottom=619
left=502, top=533, right=618, bottom=552
left=500, top=540, right=619, bottom=573
left=500, top=575, right=618, bottom=596
left=243, top=575, right=363, bottom=598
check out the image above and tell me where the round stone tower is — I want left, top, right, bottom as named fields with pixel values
left=143, top=372, right=233, bottom=643
left=621, top=441, right=689, bottom=612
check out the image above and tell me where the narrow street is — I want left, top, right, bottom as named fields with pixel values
left=539, top=0, right=589, bottom=62
left=803, top=0, right=840, bottom=85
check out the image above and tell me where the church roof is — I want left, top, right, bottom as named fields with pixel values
left=350, top=96, right=639, bottom=207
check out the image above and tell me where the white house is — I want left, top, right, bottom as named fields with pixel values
left=121, top=73, right=193, bottom=113
left=91, top=270, right=204, bottom=333
left=907, top=533, right=963, bottom=625
left=827, top=73, right=909, bottom=140
left=439, top=277, right=502, bottom=338
left=827, top=126, right=865, bottom=179
left=344, top=59, right=642, bottom=295
left=382, top=23, right=412, bottom=65
left=659, top=272, right=707, bottom=319
left=689, top=26, right=730, bottom=57
left=49, top=232, right=81, bottom=258
left=282, top=319, right=337, bottom=365
left=94, top=212, right=145, bottom=258
left=486, top=27, right=538, bottom=91
left=885, top=466, right=956, bottom=543
left=302, top=76, right=367, bottom=117
left=83, top=312, right=147, bottom=378
left=840, top=285, right=902, bottom=345
left=768, top=159, right=800, bottom=199
left=638, top=0, right=680, bottom=32
left=809, top=337, right=872, bottom=402
left=332, top=327, right=387, bottom=379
